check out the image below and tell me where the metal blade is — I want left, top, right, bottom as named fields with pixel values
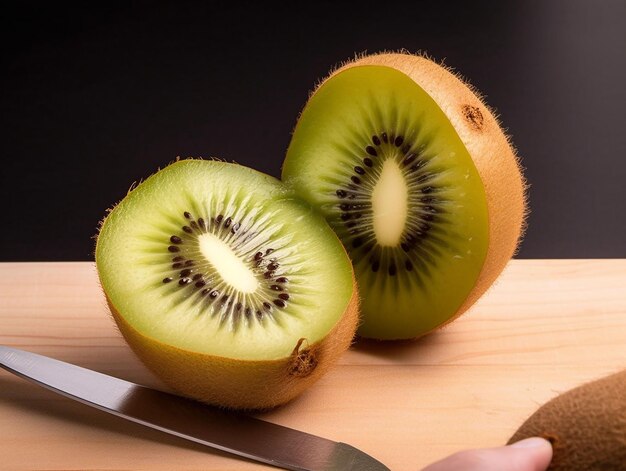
left=0, top=346, right=389, bottom=471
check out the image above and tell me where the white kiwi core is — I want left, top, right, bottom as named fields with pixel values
left=371, top=159, right=408, bottom=246
left=198, top=232, right=258, bottom=293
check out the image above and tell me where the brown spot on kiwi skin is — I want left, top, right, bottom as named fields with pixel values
left=288, top=338, right=318, bottom=378
left=508, top=369, right=626, bottom=470
left=461, top=104, right=485, bottom=131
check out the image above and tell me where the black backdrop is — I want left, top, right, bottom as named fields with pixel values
left=2, top=0, right=625, bottom=261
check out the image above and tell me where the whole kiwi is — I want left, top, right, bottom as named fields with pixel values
left=508, top=370, right=626, bottom=470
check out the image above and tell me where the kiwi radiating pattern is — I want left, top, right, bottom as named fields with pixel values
left=328, top=124, right=454, bottom=291
left=152, top=206, right=295, bottom=329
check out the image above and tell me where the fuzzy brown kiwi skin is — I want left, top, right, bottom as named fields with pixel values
left=104, top=278, right=360, bottom=411
left=508, top=370, right=626, bottom=470
left=323, top=52, right=528, bottom=335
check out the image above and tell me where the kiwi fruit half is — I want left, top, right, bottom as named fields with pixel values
left=282, top=52, right=526, bottom=339
left=96, top=159, right=358, bottom=409
left=508, top=370, right=626, bottom=470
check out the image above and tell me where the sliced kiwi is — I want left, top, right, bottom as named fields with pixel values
left=508, top=370, right=626, bottom=470
left=96, top=159, right=358, bottom=409
left=282, top=53, right=526, bottom=340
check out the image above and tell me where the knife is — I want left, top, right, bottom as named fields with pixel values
left=0, top=345, right=389, bottom=471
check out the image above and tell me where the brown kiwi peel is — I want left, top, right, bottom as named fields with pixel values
left=508, top=370, right=626, bottom=470
left=105, top=278, right=360, bottom=410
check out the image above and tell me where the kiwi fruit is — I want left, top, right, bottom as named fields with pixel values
left=95, top=159, right=359, bottom=409
left=282, top=52, right=526, bottom=339
left=508, top=370, right=626, bottom=470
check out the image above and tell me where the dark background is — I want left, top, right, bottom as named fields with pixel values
left=2, top=0, right=625, bottom=261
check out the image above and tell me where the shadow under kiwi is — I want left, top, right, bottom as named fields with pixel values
left=350, top=328, right=450, bottom=361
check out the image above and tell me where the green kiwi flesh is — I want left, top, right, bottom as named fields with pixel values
left=282, top=65, right=489, bottom=339
left=96, top=160, right=355, bottom=361
left=508, top=370, right=626, bottom=470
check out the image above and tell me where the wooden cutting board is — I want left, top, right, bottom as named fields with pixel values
left=1, top=260, right=625, bottom=470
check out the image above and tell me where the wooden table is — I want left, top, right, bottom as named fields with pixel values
left=1, top=260, right=625, bottom=470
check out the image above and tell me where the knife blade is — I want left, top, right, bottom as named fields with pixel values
left=0, top=346, right=389, bottom=471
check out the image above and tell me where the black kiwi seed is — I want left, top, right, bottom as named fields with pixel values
left=170, top=235, right=182, bottom=244
left=422, top=186, right=434, bottom=194
left=195, top=280, right=206, bottom=288
left=172, top=262, right=183, bottom=269
left=405, top=260, right=413, bottom=271
left=255, top=310, right=262, bottom=319
left=371, top=261, right=380, bottom=272
left=215, top=214, right=223, bottom=223
left=192, top=273, right=203, bottom=280
left=351, top=176, right=361, bottom=184
left=363, top=157, right=373, bottom=167
left=403, top=154, right=417, bottom=166
left=401, top=243, right=410, bottom=252
left=190, top=221, right=199, bottom=229
left=341, top=213, right=351, bottom=221
left=271, top=284, right=283, bottom=291
left=394, top=135, right=404, bottom=147
left=220, top=295, right=229, bottom=303
left=202, top=288, right=211, bottom=295
left=365, top=146, right=377, bottom=156
left=264, top=271, right=275, bottom=279
left=254, top=251, right=263, bottom=261
left=402, top=144, right=411, bottom=153
left=224, top=217, right=232, bottom=228
left=172, top=255, right=184, bottom=262
left=389, top=264, right=397, bottom=276
left=184, top=211, right=192, bottom=219
left=372, top=135, right=381, bottom=146
left=276, top=277, right=288, bottom=283
left=209, top=290, right=219, bottom=299
left=381, top=132, right=388, bottom=143
left=185, top=260, right=194, bottom=267
left=182, top=225, right=193, bottom=234
left=235, top=302, right=242, bottom=312
left=278, top=293, right=290, bottom=301
left=354, top=166, right=365, bottom=175
left=163, top=277, right=173, bottom=283
left=263, top=301, right=272, bottom=311
left=336, top=189, right=347, bottom=198
left=180, top=269, right=192, bottom=277
left=274, top=299, right=286, bottom=308
left=231, top=222, right=240, bottom=233
left=340, top=203, right=351, bottom=211
left=168, top=245, right=180, bottom=253
left=268, top=262, right=279, bottom=271
left=245, top=307, right=252, bottom=317
left=411, top=161, right=427, bottom=172
left=265, top=248, right=274, bottom=255
left=179, top=278, right=191, bottom=285
left=352, top=237, right=363, bottom=248
left=197, top=218, right=206, bottom=229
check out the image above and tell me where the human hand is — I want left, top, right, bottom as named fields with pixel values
left=421, top=437, right=553, bottom=471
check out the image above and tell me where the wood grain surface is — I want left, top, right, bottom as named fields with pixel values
left=1, top=260, right=625, bottom=470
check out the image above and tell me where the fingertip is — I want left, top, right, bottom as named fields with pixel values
left=509, top=437, right=553, bottom=470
